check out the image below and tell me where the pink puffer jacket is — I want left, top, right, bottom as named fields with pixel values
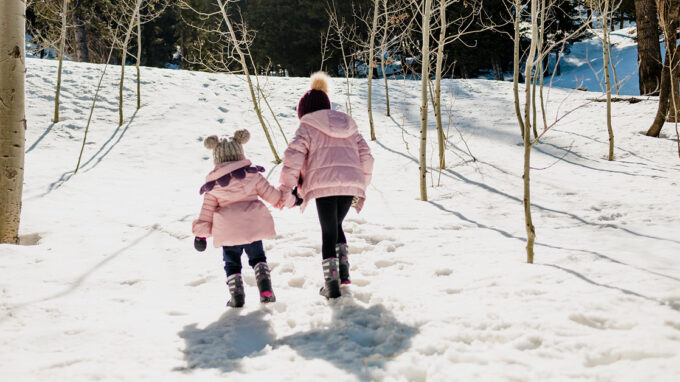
left=280, top=109, right=374, bottom=212
left=193, top=159, right=281, bottom=247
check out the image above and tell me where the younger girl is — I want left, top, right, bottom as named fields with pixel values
left=193, top=129, right=284, bottom=307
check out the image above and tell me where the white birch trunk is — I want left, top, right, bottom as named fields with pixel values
left=380, top=0, right=390, bottom=117
left=434, top=0, right=446, bottom=169
left=216, top=0, right=280, bottom=163
left=512, top=0, right=525, bottom=138
left=523, top=0, right=539, bottom=263
left=420, top=0, right=432, bottom=201
left=0, top=0, right=26, bottom=243
left=136, top=10, right=141, bottom=110
left=367, top=0, right=380, bottom=141
left=601, top=1, right=614, bottom=161
left=54, top=0, right=68, bottom=123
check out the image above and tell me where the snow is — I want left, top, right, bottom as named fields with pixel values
left=2, top=43, right=680, bottom=381
left=550, top=26, right=641, bottom=96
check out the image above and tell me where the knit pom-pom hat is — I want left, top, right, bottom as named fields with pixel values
left=297, top=72, right=331, bottom=119
left=204, top=129, right=250, bottom=165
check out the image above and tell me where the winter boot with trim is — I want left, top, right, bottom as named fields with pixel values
left=336, top=243, right=351, bottom=285
left=319, top=257, right=341, bottom=299
left=226, top=273, right=245, bottom=308
left=254, top=262, right=276, bottom=303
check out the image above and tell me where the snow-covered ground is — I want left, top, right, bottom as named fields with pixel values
left=551, top=26, right=641, bottom=96
left=1, top=47, right=679, bottom=381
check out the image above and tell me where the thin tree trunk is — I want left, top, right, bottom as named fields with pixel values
left=420, top=0, right=432, bottom=201
left=434, top=0, right=446, bottom=169
left=367, top=0, right=379, bottom=140
left=523, top=0, right=539, bottom=264
left=601, top=1, right=615, bottom=161
left=216, top=0, right=280, bottom=163
left=136, top=10, right=141, bottom=110
left=54, top=0, right=69, bottom=123
left=119, top=0, right=142, bottom=126
left=381, top=0, right=390, bottom=117
left=635, top=0, right=662, bottom=96
left=513, top=0, right=525, bottom=138
left=0, top=0, right=26, bottom=244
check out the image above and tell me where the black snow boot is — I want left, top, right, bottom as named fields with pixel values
left=226, top=273, right=245, bottom=308
left=319, top=257, right=341, bottom=299
left=254, top=262, right=276, bottom=303
left=336, top=243, right=351, bottom=285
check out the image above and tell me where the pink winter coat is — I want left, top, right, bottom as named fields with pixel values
left=279, top=109, right=374, bottom=212
left=192, top=159, right=281, bottom=247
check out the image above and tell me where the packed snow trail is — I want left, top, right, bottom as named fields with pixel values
left=1, top=56, right=679, bottom=381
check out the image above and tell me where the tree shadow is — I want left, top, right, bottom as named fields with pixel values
left=176, top=301, right=417, bottom=378
left=25, top=123, right=55, bottom=154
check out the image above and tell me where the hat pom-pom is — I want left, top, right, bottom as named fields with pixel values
left=310, top=72, right=330, bottom=94
left=204, top=135, right=219, bottom=149
left=233, top=129, right=250, bottom=144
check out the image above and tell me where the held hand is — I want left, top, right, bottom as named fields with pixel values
left=194, top=237, right=207, bottom=252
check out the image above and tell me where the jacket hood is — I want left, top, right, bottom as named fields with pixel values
left=300, top=109, right=358, bottom=138
left=205, top=159, right=252, bottom=182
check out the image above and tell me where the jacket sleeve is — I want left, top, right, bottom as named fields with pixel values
left=255, top=174, right=283, bottom=206
left=279, top=125, right=310, bottom=190
left=356, top=133, right=374, bottom=186
left=192, top=193, right=217, bottom=237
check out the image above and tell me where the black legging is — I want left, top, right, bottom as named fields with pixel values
left=315, top=195, right=353, bottom=260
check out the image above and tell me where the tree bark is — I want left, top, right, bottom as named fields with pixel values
left=601, top=1, right=615, bottom=161
left=513, top=0, right=525, bottom=138
left=635, top=0, right=662, bottom=96
left=136, top=10, right=141, bottom=110
left=523, top=0, right=539, bottom=264
left=119, top=0, right=142, bottom=126
left=367, top=0, right=379, bottom=141
left=0, top=0, right=26, bottom=244
left=420, top=0, right=432, bottom=201
left=434, top=0, right=446, bottom=169
left=73, top=12, right=90, bottom=62
left=646, top=0, right=680, bottom=136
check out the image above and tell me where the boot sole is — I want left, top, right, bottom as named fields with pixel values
left=227, top=294, right=245, bottom=308
left=320, top=280, right=341, bottom=299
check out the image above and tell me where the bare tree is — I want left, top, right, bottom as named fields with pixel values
left=326, top=0, right=360, bottom=116
left=646, top=0, right=680, bottom=137
left=180, top=0, right=280, bottom=162
left=418, top=0, right=434, bottom=201
left=0, top=0, right=26, bottom=244
left=634, top=0, right=662, bottom=96
left=53, top=0, right=68, bottom=123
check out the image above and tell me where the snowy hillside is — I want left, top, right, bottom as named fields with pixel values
left=1, top=53, right=679, bottom=381
left=550, top=26, right=640, bottom=96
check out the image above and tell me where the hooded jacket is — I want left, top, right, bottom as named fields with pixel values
left=193, top=159, right=281, bottom=247
left=279, top=109, right=374, bottom=212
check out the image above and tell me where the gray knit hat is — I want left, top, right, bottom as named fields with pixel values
left=203, top=129, right=250, bottom=165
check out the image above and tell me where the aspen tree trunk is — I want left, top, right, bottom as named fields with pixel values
left=0, top=0, right=26, bottom=244
left=54, top=0, right=69, bottom=123
left=538, top=0, right=547, bottom=131
left=119, top=0, right=142, bottom=126
left=601, top=1, right=615, bottom=161
left=136, top=10, right=141, bottom=110
left=216, top=0, right=280, bottom=163
left=434, top=0, right=446, bottom=169
left=523, top=0, right=539, bottom=264
left=367, top=0, right=379, bottom=141
left=513, top=0, right=525, bottom=138
left=380, top=0, right=391, bottom=117
left=420, top=0, right=432, bottom=201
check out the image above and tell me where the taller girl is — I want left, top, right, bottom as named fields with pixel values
left=279, top=72, right=374, bottom=299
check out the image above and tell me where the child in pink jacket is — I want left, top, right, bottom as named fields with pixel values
left=193, top=129, right=283, bottom=308
left=279, top=72, right=374, bottom=299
